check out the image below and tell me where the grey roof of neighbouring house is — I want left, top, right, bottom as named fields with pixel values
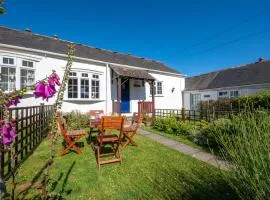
left=0, top=26, right=181, bottom=75
left=185, top=59, right=270, bottom=91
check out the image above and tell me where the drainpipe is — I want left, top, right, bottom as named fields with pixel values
left=106, top=64, right=108, bottom=115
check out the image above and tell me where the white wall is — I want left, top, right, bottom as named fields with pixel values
left=145, top=73, right=184, bottom=109
left=0, top=46, right=184, bottom=114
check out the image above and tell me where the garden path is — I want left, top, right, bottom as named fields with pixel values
left=139, top=129, right=229, bottom=170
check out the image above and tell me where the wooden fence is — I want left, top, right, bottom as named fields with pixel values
left=0, top=104, right=54, bottom=180
left=155, top=108, right=237, bottom=122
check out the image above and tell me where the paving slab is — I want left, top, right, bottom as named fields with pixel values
left=139, top=129, right=229, bottom=170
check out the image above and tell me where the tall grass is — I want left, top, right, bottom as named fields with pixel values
left=213, top=111, right=270, bottom=200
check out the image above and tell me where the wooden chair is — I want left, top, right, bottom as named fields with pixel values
left=97, top=116, right=124, bottom=173
left=88, top=110, right=104, bottom=129
left=122, top=113, right=143, bottom=149
left=57, top=113, right=86, bottom=156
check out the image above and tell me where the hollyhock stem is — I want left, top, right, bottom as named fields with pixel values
left=41, top=45, right=75, bottom=199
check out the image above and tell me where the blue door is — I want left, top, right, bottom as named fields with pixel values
left=121, top=79, right=130, bottom=113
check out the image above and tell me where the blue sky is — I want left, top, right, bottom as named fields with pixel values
left=1, top=0, right=270, bottom=76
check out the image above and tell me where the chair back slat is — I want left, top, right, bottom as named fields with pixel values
left=101, top=116, right=124, bottom=130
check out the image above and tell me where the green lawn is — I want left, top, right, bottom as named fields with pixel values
left=7, top=132, right=238, bottom=200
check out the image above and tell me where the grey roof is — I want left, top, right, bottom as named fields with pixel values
left=0, top=26, right=181, bottom=75
left=110, top=65, right=155, bottom=80
left=185, top=60, right=270, bottom=91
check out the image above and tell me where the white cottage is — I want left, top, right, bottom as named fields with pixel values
left=183, top=58, right=270, bottom=110
left=0, top=27, right=185, bottom=115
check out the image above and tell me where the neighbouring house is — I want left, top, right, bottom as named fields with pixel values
left=183, top=58, right=270, bottom=110
left=0, top=26, right=185, bottom=115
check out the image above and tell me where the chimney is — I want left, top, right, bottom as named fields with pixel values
left=258, top=57, right=265, bottom=63
left=53, top=34, right=58, bottom=39
left=25, top=28, right=31, bottom=33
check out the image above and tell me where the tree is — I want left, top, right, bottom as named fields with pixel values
left=0, top=0, right=5, bottom=14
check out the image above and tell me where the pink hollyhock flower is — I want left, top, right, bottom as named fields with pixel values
left=2, top=122, right=17, bottom=146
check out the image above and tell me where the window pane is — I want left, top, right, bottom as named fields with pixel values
left=3, top=58, right=8, bottom=64
left=20, top=69, right=35, bottom=87
left=80, top=79, right=89, bottom=98
left=68, top=78, right=78, bottom=98
left=1, top=67, right=16, bottom=91
left=91, top=80, right=100, bottom=99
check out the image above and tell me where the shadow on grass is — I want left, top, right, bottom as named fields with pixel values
left=16, top=161, right=76, bottom=200
left=48, top=161, right=75, bottom=199
left=16, top=159, right=52, bottom=200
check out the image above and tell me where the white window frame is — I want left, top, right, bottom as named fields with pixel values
left=2, top=56, right=16, bottom=66
left=80, top=73, right=89, bottom=99
left=230, top=90, right=239, bottom=98
left=67, top=72, right=101, bottom=100
left=91, top=74, right=100, bottom=99
left=218, top=91, right=229, bottom=98
left=150, top=81, right=164, bottom=96
left=20, top=59, right=35, bottom=88
left=0, top=55, right=37, bottom=92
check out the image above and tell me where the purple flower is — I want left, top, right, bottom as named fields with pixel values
left=49, top=73, right=61, bottom=86
left=2, top=122, right=17, bottom=146
left=34, top=81, right=57, bottom=101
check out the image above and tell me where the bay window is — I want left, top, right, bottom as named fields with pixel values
left=67, top=72, right=100, bottom=100
left=0, top=56, right=36, bottom=91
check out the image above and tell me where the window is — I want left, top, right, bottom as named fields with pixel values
left=91, top=75, right=100, bottom=99
left=204, top=94, right=210, bottom=98
left=69, top=72, right=77, bottom=77
left=157, top=82, right=163, bottom=95
left=0, top=55, right=36, bottom=91
left=190, top=94, right=201, bottom=110
left=80, top=79, right=89, bottom=98
left=150, top=81, right=163, bottom=95
left=68, top=78, right=78, bottom=98
left=21, top=69, right=35, bottom=87
left=22, top=60, right=34, bottom=68
left=3, top=57, right=14, bottom=65
left=230, top=90, right=239, bottom=98
left=93, top=74, right=99, bottom=79
left=218, top=91, right=228, bottom=97
left=67, top=72, right=100, bottom=99
left=82, top=73, right=88, bottom=78
left=0, top=67, right=16, bottom=91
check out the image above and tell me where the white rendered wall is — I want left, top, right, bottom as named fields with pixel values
left=0, top=46, right=184, bottom=114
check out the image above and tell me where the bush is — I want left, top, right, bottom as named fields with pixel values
left=200, top=91, right=270, bottom=112
left=152, top=116, right=196, bottom=136
left=200, top=118, right=236, bottom=148
left=64, top=110, right=89, bottom=130
left=213, top=111, right=270, bottom=200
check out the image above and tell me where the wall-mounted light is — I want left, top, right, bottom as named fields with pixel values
left=171, top=87, right=175, bottom=93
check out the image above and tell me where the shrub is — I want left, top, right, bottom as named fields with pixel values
left=214, top=111, right=270, bottom=200
left=64, top=110, right=89, bottom=130
left=152, top=116, right=196, bottom=136
left=200, top=91, right=270, bottom=112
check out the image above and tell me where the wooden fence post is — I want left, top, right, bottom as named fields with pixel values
left=181, top=108, right=185, bottom=122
